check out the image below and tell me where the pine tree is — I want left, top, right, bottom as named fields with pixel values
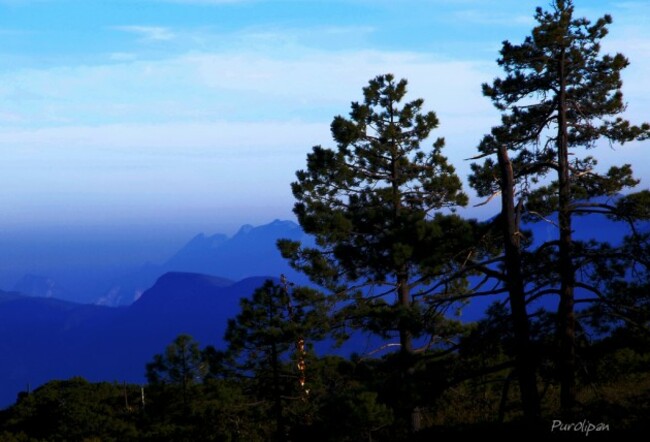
left=279, top=74, right=473, bottom=432
left=224, top=279, right=327, bottom=440
left=146, top=334, right=207, bottom=408
left=471, top=0, right=649, bottom=414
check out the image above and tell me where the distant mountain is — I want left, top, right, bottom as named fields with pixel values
left=164, top=219, right=306, bottom=279
left=97, top=219, right=312, bottom=306
left=0, top=272, right=272, bottom=408
left=2, top=212, right=645, bottom=407
left=162, top=233, right=229, bottom=273
left=12, top=274, right=67, bottom=299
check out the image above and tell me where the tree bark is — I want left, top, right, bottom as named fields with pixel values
left=556, top=48, right=577, bottom=414
left=397, top=272, right=414, bottom=355
left=497, top=144, right=541, bottom=422
left=396, top=271, right=418, bottom=433
left=268, top=292, right=285, bottom=441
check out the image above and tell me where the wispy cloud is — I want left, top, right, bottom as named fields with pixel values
left=453, top=9, right=534, bottom=27
left=113, top=25, right=176, bottom=42
left=0, top=0, right=646, bottom=231
left=0, top=46, right=504, bottom=210
left=0, top=47, right=497, bottom=127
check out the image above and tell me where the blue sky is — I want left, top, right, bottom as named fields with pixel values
left=0, top=0, right=648, bottom=236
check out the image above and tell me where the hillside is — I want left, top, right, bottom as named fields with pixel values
left=0, top=273, right=271, bottom=407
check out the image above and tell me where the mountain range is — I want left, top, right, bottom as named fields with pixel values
left=0, top=273, right=271, bottom=408
left=0, top=219, right=314, bottom=406
left=0, top=214, right=646, bottom=407
left=10, top=219, right=312, bottom=306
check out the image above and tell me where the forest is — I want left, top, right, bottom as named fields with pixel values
left=1, top=1, right=649, bottom=440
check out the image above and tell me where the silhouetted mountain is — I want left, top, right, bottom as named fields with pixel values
left=0, top=273, right=271, bottom=408
left=95, top=263, right=171, bottom=306
left=98, top=219, right=312, bottom=306
left=2, top=213, right=645, bottom=408
left=162, top=233, right=229, bottom=273
left=163, top=219, right=308, bottom=281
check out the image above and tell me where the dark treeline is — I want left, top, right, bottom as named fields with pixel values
left=1, top=1, right=650, bottom=440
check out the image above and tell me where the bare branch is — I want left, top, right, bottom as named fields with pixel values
left=475, top=190, right=502, bottom=207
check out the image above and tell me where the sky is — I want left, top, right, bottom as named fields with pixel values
left=0, top=0, right=648, bottom=240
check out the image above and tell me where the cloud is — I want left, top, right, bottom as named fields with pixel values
left=0, top=47, right=507, bottom=216
left=2, top=13, right=648, bottom=213
left=453, top=9, right=535, bottom=27
left=9, top=31, right=647, bottom=174
left=113, top=25, right=176, bottom=42
left=0, top=46, right=497, bottom=118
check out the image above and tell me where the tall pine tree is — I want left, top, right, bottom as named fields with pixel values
left=279, top=74, right=469, bottom=358
left=471, top=0, right=649, bottom=414
left=279, top=74, right=473, bottom=432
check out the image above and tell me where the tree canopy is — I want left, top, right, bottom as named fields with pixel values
left=279, top=73, right=472, bottom=358
left=470, top=0, right=650, bottom=414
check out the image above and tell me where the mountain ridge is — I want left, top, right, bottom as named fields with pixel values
left=0, top=271, right=274, bottom=408
left=1, top=213, right=646, bottom=407
left=96, top=219, right=310, bottom=306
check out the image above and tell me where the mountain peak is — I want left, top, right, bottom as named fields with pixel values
left=101, top=219, right=311, bottom=306
left=132, top=271, right=234, bottom=307
left=270, top=219, right=298, bottom=228
left=235, top=224, right=254, bottom=236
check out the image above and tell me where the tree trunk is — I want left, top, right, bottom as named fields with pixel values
left=396, top=271, right=419, bottom=433
left=557, top=49, right=577, bottom=414
left=270, top=340, right=284, bottom=441
left=389, top=105, right=418, bottom=433
left=397, top=272, right=414, bottom=356
left=497, top=144, right=541, bottom=422
left=268, top=292, right=285, bottom=440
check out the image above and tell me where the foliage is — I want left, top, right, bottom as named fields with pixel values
left=223, top=278, right=331, bottom=439
left=146, top=334, right=207, bottom=389
left=0, top=378, right=140, bottom=442
left=279, top=74, right=473, bottom=359
left=469, top=0, right=650, bottom=413
left=1, top=321, right=649, bottom=440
